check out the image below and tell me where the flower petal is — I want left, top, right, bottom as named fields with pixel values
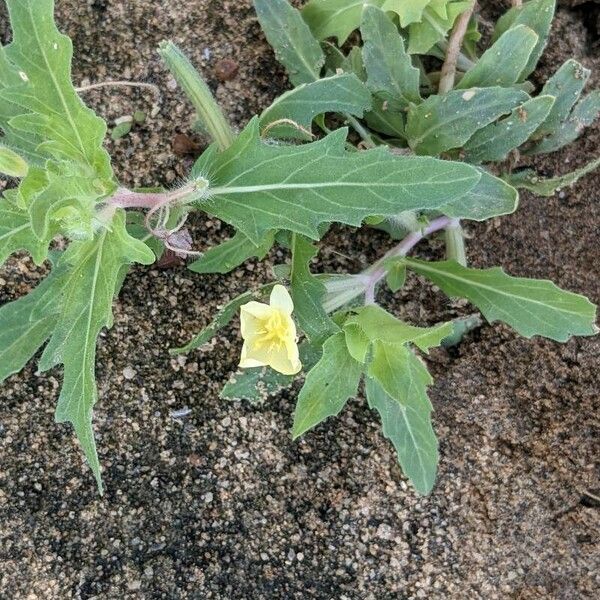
left=239, top=341, right=267, bottom=369
left=240, top=301, right=271, bottom=338
left=268, top=348, right=302, bottom=375
left=270, top=284, right=294, bottom=314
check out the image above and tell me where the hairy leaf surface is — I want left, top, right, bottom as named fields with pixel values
left=197, top=119, right=481, bottom=243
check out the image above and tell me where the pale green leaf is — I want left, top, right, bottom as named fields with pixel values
left=407, top=1, right=472, bottom=55
left=189, top=231, right=275, bottom=274
left=457, top=25, right=538, bottom=89
left=505, top=157, right=600, bottom=197
left=1, top=0, right=112, bottom=175
left=386, top=262, right=407, bottom=292
left=259, top=73, right=372, bottom=140
left=439, top=169, right=519, bottom=221
left=0, top=197, right=47, bottom=266
left=406, top=87, right=529, bottom=155
left=365, top=345, right=437, bottom=495
left=463, top=96, right=555, bottom=163
left=404, top=259, right=598, bottom=342
left=343, top=305, right=452, bottom=363
left=361, top=5, right=421, bottom=107
left=36, top=212, right=155, bottom=492
left=382, top=0, right=432, bottom=27
left=0, top=146, right=28, bottom=177
left=292, top=332, right=362, bottom=438
left=254, top=0, right=325, bottom=86
left=290, top=234, right=339, bottom=344
left=365, top=97, right=406, bottom=138
left=196, top=118, right=481, bottom=244
left=302, top=0, right=386, bottom=45
left=0, top=263, right=66, bottom=383
left=492, top=0, right=556, bottom=80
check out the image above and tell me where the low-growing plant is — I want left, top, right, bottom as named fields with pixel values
left=0, top=0, right=597, bottom=495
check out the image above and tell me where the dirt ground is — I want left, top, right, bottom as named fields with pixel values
left=0, top=1, right=599, bottom=598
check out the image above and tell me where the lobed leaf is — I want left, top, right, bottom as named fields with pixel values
left=382, top=0, right=432, bottom=27
left=0, top=146, right=28, bottom=177
left=406, top=87, right=530, bottom=155
left=253, top=0, right=325, bottom=86
left=197, top=118, right=481, bottom=244
left=365, top=345, right=438, bottom=495
left=343, top=305, right=452, bottom=363
left=361, top=6, right=421, bottom=108
left=0, top=198, right=48, bottom=267
left=259, top=73, right=372, bottom=140
left=404, top=259, right=598, bottom=342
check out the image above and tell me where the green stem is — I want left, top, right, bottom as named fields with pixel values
left=444, top=220, right=467, bottom=266
left=158, top=41, right=235, bottom=151
left=345, top=114, right=376, bottom=148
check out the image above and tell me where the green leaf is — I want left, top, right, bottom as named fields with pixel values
left=492, top=0, right=556, bottom=80
left=172, top=284, right=275, bottom=354
left=364, top=97, right=406, bottom=138
left=221, top=342, right=321, bottom=403
left=532, top=60, right=591, bottom=139
left=289, top=234, right=340, bottom=345
left=343, top=305, right=452, bottom=363
left=197, top=118, right=481, bottom=244
left=529, top=90, right=600, bottom=155
left=32, top=212, right=154, bottom=492
left=0, top=146, right=28, bottom=177
left=382, top=0, right=432, bottom=27
left=365, top=345, right=438, bottom=495
left=505, top=157, right=600, bottom=197
left=292, top=332, right=362, bottom=438
left=259, top=73, right=372, bottom=140
left=404, top=258, right=598, bottom=342
left=386, top=262, right=407, bottom=292
left=407, top=1, right=472, bottom=55
left=0, top=197, right=47, bottom=267
left=0, top=0, right=115, bottom=250
left=302, top=0, right=386, bottom=45
left=361, top=6, right=421, bottom=107
left=1, top=0, right=112, bottom=175
left=463, top=95, right=555, bottom=163
left=439, top=169, right=519, bottom=221
left=189, top=231, right=275, bottom=274
left=406, top=87, right=529, bottom=155
left=254, top=0, right=325, bottom=86
left=0, top=263, right=66, bottom=383
left=457, top=25, right=538, bottom=89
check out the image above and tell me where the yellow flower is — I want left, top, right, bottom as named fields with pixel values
left=239, top=284, right=301, bottom=375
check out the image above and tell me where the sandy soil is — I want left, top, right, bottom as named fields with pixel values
left=0, top=1, right=599, bottom=598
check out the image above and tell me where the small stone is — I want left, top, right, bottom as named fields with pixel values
left=214, top=58, right=239, bottom=82
left=122, top=367, right=136, bottom=380
left=127, top=580, right=142, bottom=591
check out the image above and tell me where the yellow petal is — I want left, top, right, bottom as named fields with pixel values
left=239, top=342, right=267, bottom=368
left=268, top=348, right=302, bottom=375
left=269, top=284, right=294, bottom=314
left=240, top=301, right=272, bottom=338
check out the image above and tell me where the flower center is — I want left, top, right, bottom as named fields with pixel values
left=255, top=310, right=290, bottom=350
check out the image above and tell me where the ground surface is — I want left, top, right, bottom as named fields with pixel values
left=0, top=1, right=599, bottom=598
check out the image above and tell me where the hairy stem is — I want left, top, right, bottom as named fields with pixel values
left=158, top=41, right=235, bottom=151
left=444, top=221, right=467, bottom=266
left=346, top=114, right=376, bottom=148
left=361, top=216, right=456, bottom=304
